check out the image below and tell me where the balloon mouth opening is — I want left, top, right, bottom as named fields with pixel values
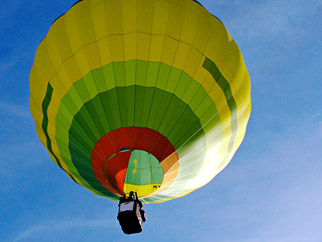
left=91, top=127, right=179, bottom=200
left=104, top=149, right=164, bottom=197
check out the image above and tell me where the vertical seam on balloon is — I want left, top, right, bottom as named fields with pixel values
left=88, top=1, right=112, bottom=137
left=155, top=4, right=202, bottom=146
left=69, top=7, right=110, bottom=180
left=69, top=7, right=102, bottom=150
left=137, top=0, right=155, bottom=146
left=144, top=0, right=170, bottom=128
left=202, top=57, right=237, bottom=157
left=104, top=2, right=122, bottom=130
left=150, top=0, right=187, bottom=139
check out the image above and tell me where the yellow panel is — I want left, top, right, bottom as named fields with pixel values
left=29, top=66, right=46, bottom=103
left=234, top=76, right=251, bottom=113
left=172, top=41, right=191, bottom=70
left=74, top=48, right=91, bottom=77
left=137, top=0, right=153, bottom=33
left=193, top=60, right=209, bottom=86
left=213, top=32, right=231, bottom=77
left=123, top=33, right=137, bottom=61
left=166, top=1, right=185, bottom=39
left=49, top=75, right=69, bottom=108
left=121, top=0, right=136, bottom=33
left=203, top=20, right=225, bottom=63
left=45, top=32, right=63, bottom=72
left=149, top=35, right=165, bottom=61
left=34, top=124, right=47, bottom=147
left=49, top=17, right=74, bottom=61
left=34, top=40, right=57, bottom=84
left=88, top=0, right=106, bottom=6
left=29, top=98, right=42, bottom=123
left=61, top=56, right=83, bottom=84
left=184, top=47, right=203, bottom=78
left=136, top=32, right=151, bottom=61
left=161, top=36, right=178, bottom=66
left=90, top=2, right=108, bottom=40
left=193, top=7, right=212, bottom=54
left=109, top=35, right=124, bottom=61
left=73, top=0, right=96, bottom=44
left=64, top=8, right=83, bottom=54
left=152, top=0, right=169, bottom=35
left=124, top=183, right=162, bottom=198
left=180, top=0, right=200, bottom=45
left=83, top=43, right=102, bottom=70
left=105, top=0, right=123, bottom=35
left=96, top=37, right=112, bottom=66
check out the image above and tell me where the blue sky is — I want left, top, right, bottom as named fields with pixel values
left=1, top=0, right=321, bottom=241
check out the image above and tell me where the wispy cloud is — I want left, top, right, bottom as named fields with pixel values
left=0, top=100, right=31, bottom=120
left=227, top=0, right=322, bottom=42
left=13, top=218, right=113, bottom=242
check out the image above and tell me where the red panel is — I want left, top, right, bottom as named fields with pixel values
left=129, top=126, right=140, bottom=148
left=117, top=128, right=132, bottom=150
left=134, top=128, right=152, bottom=151
left=105, top=150, right=132, bottom=195
left=150, top=135, right=169, bottom=160
left=161, top=142, right=176, bottom=161
left=99, top=135, right=117, bottom=159
left=107, top=129, right=118, bottom=152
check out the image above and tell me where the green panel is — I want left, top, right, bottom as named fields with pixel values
left=164, top=68, right=182, bottom=93
left=125, top=60, right=136, bottom=86
left=92, top=68, right=107, bottom=93
left=146, top=62, right=160, bottom=86
left=102, top=64, right=116, bottom=90
left=124, top=150, right=163, bottom=186
left=113, top=62, right=126, bottom=86
left=139, top=88, right=154, bottom=126
left=146, top=88, right=163, bottom=128
left=83, top=73, right=99, bottom=99
left=74, top=77, right=91, bottom=102
left=155, top=63, right=171, bottom=90
left=100, top=89, right=122, bottom=130
left=91, top=95, right=110, bottom=134
left=134, top=86, right=145, bottom=126
left=161, top=97, right=187, bottom=138
left=189, top=87, right=208, bottom=111
left=152, top=93, right=172, bottom=130
left=126, top=85, right=135, bottom=125
left=136, top=60, right=148, bottom=86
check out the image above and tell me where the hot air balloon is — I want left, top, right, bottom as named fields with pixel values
left=30, top=0, right=251, bottom=234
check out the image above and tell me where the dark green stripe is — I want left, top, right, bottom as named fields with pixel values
left=202, top=57, right=238, bottom=155
left=41, top=83, right=77, bottom=183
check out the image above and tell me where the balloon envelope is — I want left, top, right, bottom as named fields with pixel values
left=30, top=0, right=251, bottom=203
